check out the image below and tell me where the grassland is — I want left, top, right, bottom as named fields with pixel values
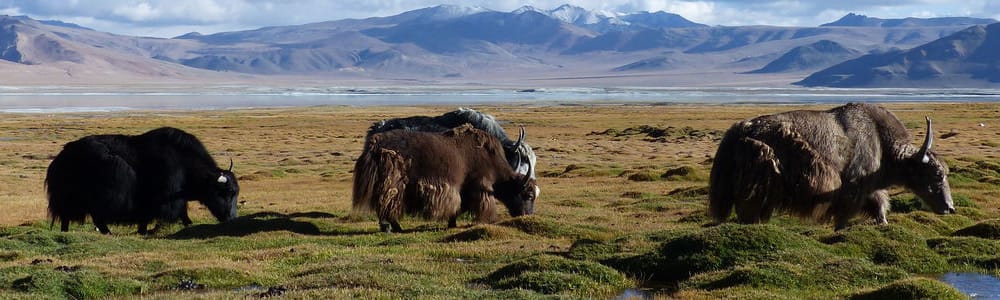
left=0, top=103, right=998, bottom=299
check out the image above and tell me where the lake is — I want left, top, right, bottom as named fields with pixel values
left=941, top=273, right=1000, bottom=299
left=3, top=86, right=1000, bottom=112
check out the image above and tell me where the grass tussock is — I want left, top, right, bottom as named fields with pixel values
left=850, top=278, right=967, bottom=300
left=442, top=225, right=526, bottom=242
left=9, top=267, right=144, bottom=299
left=496, top=215, right=609, bottom=240
left=481, top=255, right=631, bottom=296
left=952, top=219, right=1000, bottom=239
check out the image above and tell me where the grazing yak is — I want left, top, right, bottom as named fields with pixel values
left=353, top=124, right=537, bottom=233
left=709, top=103, right=954, bottom=230
left=46, top=127, right=240, bottom=234
left=366, top=108, right=538, bottom=182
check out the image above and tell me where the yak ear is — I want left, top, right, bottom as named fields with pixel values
left=217, top=173, right=228, bottom=183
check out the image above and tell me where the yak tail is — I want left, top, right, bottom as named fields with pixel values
left=351, top=147, right=407, bottom=223
left=709, top=128, right=782, bottom=224
left=351, top=148, right=380, bottom=215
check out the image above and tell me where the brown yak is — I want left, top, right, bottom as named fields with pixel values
left=352, top=124, right=536, bottom=233
left=709, top=103, right=954, bottom=230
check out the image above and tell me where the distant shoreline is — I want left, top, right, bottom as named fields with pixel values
left=2, top=86, right=1000, bottom=113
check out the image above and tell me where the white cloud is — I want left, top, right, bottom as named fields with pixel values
left=1, top=0, right=998, bottom=37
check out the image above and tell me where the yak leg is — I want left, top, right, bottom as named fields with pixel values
left=379, top=220, right=392, bottom=233
left=93, top=220, right=111, bottom=235
left=137, top=222, right=149, bottom=235
left=833, top=216, right=850, bottom=231
left=180, top=212, right=193, bottom=226
left=864, top=190, right=890, bottom=226
left=734, top=183, right=769, bottom=224
left=379, top=220, right=403, bottom=233
left=60, top=219, right=70, bottom=232
left=448, top=216, right=458, bottom=228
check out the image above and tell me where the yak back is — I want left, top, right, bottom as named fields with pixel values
left=364, top=108, right=536, bottom=179
left=366, top=108, right=511, bottom=143
left=131, top=127, right=220, bottom=182
left=369, top=124, right=514, bottom=184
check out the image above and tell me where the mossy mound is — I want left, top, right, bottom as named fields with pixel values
left=666, top=186, right=710, bottom=200
left=891, top=211, right=973, bottom=236
left=497, top=216, right=606, bottom=240
left=625, top=170, right=660, bottom=182
left=948, top=255, right=1000, bottom=269
left=567, top=239, right=620, bottom=260
left=850, top=278, right=966, bottom=300
left=442, top=225, right=525, bottom=242
left=542, top=164, right=623, bottom=178
left=661, top=166, right=708, bottom=182
left=822, top=225, right=948, bottom=273
left=9, top=267, right=143, bottom=299
left=927, top=236, right=1000, bottom=257
left=953, top=219, right=1000, bottom=239
left=482, top=255, right=631, bottom=295
left=684, top=258, right=906, bottom=293
left=652, top=224, right=832, bottom=281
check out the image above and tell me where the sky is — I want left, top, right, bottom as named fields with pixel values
left=1, top=0, right=998, bottom=38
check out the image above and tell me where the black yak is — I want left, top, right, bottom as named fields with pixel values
left=353, top=124, right=537, bottom=233
left=366, top=108, right=538, bottom=183
left=46, top=127, right=239, bottom=234
left=709, top=103, right=954, bottom=230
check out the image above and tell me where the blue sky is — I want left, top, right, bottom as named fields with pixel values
left=1, top=0, right=997, bottom=38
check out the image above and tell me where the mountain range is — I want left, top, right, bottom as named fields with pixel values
left=0, top=6, right=997, bottom=87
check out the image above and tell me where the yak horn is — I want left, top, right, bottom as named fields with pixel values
left=919, top=116, right=933, bottom=163
left=514, top=127, right=525, bottom=152
left=228, top=158, right=234, bottom=172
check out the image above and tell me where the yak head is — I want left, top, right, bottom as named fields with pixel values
left=202, top=159, right=240, bottom=222
left=494, top=154, right=537, bottom=217
left=507, top=127, right=540, bottom=200
left=902, top=117, right=955, bottom=215
left=509, top=127, right=538, bottom=180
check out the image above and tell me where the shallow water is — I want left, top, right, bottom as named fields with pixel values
left=940, top=272, right=1000, bottom=299
left=3, top=86, right=1000, bottom=112
left=616, top=288, right=651, bottom=300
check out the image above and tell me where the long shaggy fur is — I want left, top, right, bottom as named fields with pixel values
left=709, top=103, right=954, bottom=229
left=46, top=127, right=240, bottom=234
left=352, top=125, right=535, bottom=232
left=366, top=108, right=538, bottom=180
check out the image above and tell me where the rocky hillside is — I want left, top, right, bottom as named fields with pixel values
left=796, top=23, right=1000, bottom=87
